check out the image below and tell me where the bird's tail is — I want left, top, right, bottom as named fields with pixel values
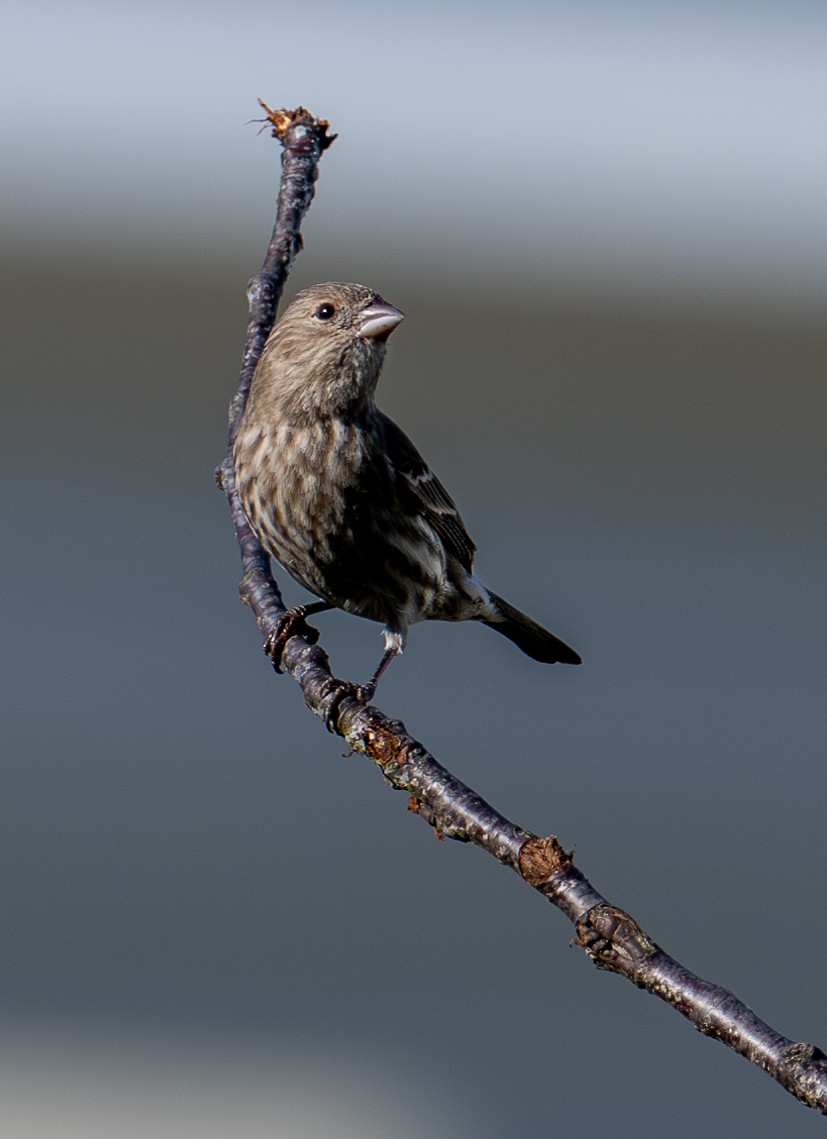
left=484, top=591, right=581, bottom=665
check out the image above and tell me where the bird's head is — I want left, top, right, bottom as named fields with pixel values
left=252, top=282, right=405, bottom=416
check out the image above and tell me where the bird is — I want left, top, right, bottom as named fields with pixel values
left=233, top=281, right=581, bottom=699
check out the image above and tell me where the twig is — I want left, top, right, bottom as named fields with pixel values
left=217, top=104, right=827, bottom=1114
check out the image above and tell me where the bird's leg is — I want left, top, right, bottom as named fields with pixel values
left=360, top=628, right=404, bottom=700
left=264, top=600, right=333, bottom=673
left=363, top=644, right=400, bottom=700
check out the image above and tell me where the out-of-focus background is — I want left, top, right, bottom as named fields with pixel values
left=3, top=2, right=826, bottom=1135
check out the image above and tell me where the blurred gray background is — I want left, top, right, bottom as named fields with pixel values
left=3, top=1, right=826, bottom=1135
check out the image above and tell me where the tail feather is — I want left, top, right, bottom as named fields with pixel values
left=484, top=591, right=581, bottom=665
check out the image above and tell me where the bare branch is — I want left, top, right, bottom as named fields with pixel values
left=218, top=104, right=827, bottom=1115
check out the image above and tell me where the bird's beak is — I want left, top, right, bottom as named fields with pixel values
left=358, top=300, right=404, bottom=342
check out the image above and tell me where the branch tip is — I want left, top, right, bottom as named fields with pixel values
left=256, top=100, right=337, bottom=149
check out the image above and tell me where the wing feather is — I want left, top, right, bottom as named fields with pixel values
left=379, top=412, right=476, bottom=572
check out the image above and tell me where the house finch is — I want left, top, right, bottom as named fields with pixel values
left=233, top=282, right=581, bottom=697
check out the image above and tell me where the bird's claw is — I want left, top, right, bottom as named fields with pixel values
left=320, top=679, right=375, bottom=734
left=264, top=606, right=320, bottom=673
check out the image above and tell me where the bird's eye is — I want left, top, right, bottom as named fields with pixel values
left=315, top=303, right=336, bottom=321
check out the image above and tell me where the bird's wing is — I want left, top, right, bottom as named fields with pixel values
left=379, top=412, right=476, bottom=572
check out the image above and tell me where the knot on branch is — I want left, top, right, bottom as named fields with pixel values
left=575, top=904, right=659, bottom=975
left=782, top=1041, right=827, bottom=1066
left=781, top=1041, right=827, bottom=1082
left=246, top=274, right=277, bottom=311
left=519, top=834, right=572, bottom=885
left=257, top=100, right=337, bottom=149
left=777, top=1042, right=827, bottom=1113
left=214, top=457, right=230, bottom=491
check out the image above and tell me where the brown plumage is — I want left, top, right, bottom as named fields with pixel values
left=233, top=282, right=580, bottom=694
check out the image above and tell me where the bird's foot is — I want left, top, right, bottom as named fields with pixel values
left=264, top=604, right=323, bottom=673
left=319, top=642, right=401, bottom=730
left=320, top=678, right=376, bottom=734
